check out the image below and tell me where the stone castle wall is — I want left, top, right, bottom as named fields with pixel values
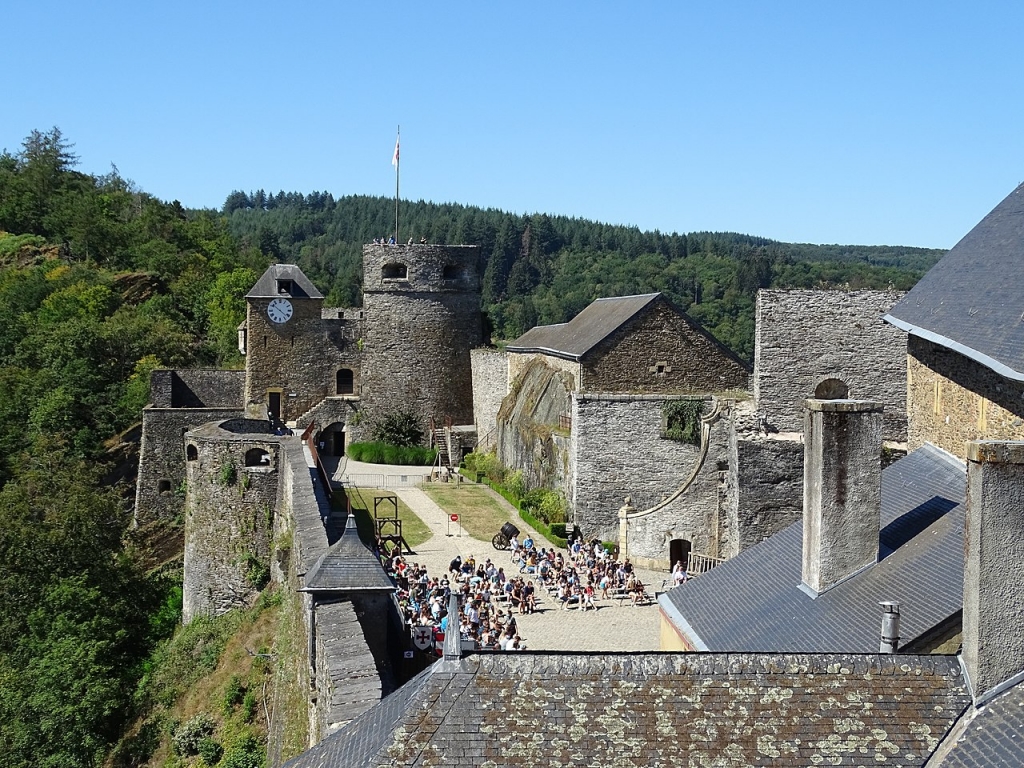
left=135, top=407, right=244, bottom=524
left=150, top=368, right=245, bottom=408
left=754, top=290, right=906, bottom=439
left=583, top=300, right=750, bottom=394
left=471, top=348, right=509, bottom=452
left=907, top=336, right=1024, bottom=458
left=571, top=394, right=732, bottom=565
left=181, top=423, right=281, bottom=622
left=361, top=244, right=482, bottom=434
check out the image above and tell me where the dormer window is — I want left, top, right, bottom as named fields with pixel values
left=382, top=263, right=408, bottom=280
left=277, top=279, right=293, bottom=295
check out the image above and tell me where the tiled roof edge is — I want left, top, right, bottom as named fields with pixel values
left=884, top=314, right=1024, bottom=382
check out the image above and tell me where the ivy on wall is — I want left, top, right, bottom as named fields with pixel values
left=662, top=399, right=706, bottom=445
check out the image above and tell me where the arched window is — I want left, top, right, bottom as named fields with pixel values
left=336, top=369, right=354, bottom=395
left=245, top=448, right=271, bottom=467
left=814, top=378, right=850, bottom=399
left=186, top=444, right=198, bottom=461
left=382, top=263, right=407, bottom=279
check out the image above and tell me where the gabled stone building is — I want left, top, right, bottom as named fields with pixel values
left=494, top=293, right=752, bottom=567
left=884, top=182, right=1024, bottom=457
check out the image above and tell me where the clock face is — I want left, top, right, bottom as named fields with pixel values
left=267, top=298, right=293, bottom=324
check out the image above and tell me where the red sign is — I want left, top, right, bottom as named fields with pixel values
left=450, top=514, right=459, bottom=522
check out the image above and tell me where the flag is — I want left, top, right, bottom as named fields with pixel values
left=392, top=135, right=400, bottom=168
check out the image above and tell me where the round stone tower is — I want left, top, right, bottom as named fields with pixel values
left=181, top=419, right=280, bottom=623
left=359, top=244, right=482, bottom=438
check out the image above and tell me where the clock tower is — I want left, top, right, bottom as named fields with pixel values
left=242, top=264, right=327, bottom=424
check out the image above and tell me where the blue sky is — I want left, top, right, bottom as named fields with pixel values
left=3, top=1, right=1021, bottom=249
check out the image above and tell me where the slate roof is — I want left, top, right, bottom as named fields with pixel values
left=282, top=652, right=970, bottom=768
left=506, top=293, right=661, bottom=360
left=301, top=514, right=396, bottom=593
left=660, top=444, right=966, bottom=653
left=932, top=681, right=1024, bottom=767
left=246, top=263, right=324, bottom=299
left=884, top=183, right=1024, bottom=380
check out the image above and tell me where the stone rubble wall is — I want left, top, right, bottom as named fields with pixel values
left=907, top=335, right=1024, bottom=458
left=135, top=407, right=244, bottom=525
left=149, top=368, right=245, bottom=408
left=470, top=348, right=509, bottom=452
left=582, top=299, right=750, bottom=394
left=754, top=289, right=906, bottom=439
left=571, top=394, right=732, bottom=565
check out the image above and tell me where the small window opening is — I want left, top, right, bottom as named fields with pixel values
left=186, top=445, right=198, bottom=461
left=442, top=264, right=462, bottom=279
left=158, top=479, right=172, bottom=494
left=337, top=369, right=355, bottom=395
left=245, top=448, right=271, bottom=467
left=382, top=263, right=408, bottom=279
left=277, top=279, right=293, bottom=294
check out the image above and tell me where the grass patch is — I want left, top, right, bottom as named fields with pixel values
left=332, top=488, right=432, bottom=549
left=420, top=483, right=516, bottom=543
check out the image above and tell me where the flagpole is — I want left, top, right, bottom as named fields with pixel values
left=394, top=126, right=400, bottom=243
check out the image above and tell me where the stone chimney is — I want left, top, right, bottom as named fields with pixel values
left=801, top=399, right=883, bottom=594
left=963, top=440, right=1024, bottom=703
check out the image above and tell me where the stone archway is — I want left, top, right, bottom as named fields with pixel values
left=318, top=421, right=347, bottom=457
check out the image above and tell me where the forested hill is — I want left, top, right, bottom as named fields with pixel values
left=223, top=191, right=944, bottom=360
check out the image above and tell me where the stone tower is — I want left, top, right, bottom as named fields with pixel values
left=359, top=244, right=482, bottom=435
left=242, top=264, right=359, bottom=425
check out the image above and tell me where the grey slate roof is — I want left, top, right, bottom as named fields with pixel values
left=660, top=444, right=966, bottom=653
left=884, top=183, right=1024, bottom=380
left=246, top=263, right=324, bottom=299
left=283, top=652, right=970, bottom=768
left=301, top=514, right=396, bottom=593
left=932, top=681, right=1024, bottom=767
left=506, top=293, right=661, bottom=360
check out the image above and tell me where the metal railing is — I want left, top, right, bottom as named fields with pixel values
left=341, top=473, right=430, bottom=489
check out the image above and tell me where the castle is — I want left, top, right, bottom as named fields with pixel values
left=137, top=242, right=912, bottom=618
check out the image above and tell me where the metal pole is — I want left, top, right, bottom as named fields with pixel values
left=394, top=126, right=400, bottom=243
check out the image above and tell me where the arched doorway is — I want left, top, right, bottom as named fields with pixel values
left=669, top=538, right=692, bottom=572
left=814, top=378, right=850, bottom=399
left=320, top=421, right=347, bottom=457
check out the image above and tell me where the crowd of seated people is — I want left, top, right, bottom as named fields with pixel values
left=382, top=548, right=527, bottom=652
left=507, top=533, right=653, bottom=610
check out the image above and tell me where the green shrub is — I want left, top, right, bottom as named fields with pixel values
left=662, top=399, right=706, bottom=445
left=198, top=737, right=223, bottom=765
left=221, top=733, right=265, bottom=768
left=549, top=523, right=567, bottom=539
left=370, top=411, right=423, bottom=447
left=241, top=690, right=257, bottom=722
left=504, top=470, right=527, bottom=503
left=172, top=713, right=215, bottom=756
left=222, top=675, right=244, bottom=715
left=242, top=553, right=269, bottom=590
left=219, top=463, right=237, bottom=486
